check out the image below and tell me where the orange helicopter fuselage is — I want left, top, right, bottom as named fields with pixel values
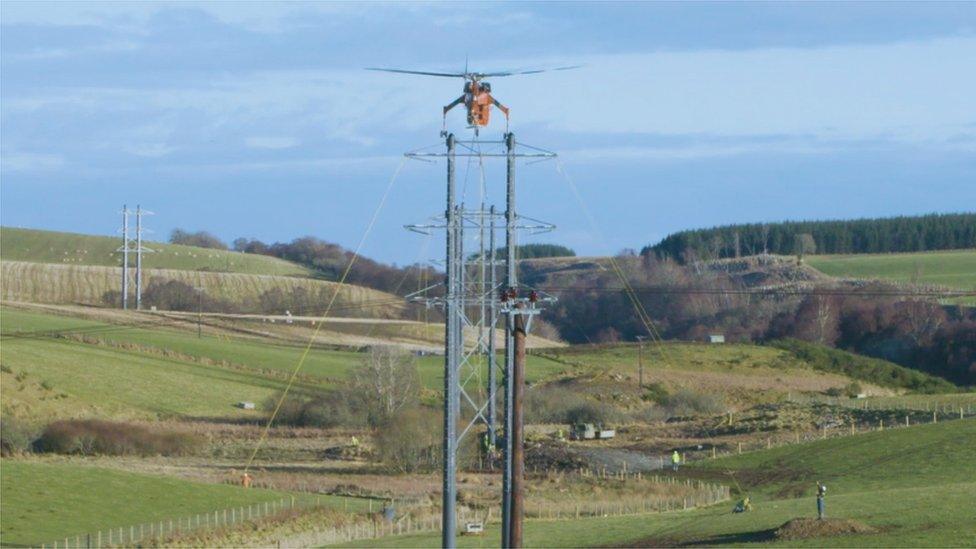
left=459, top=80, right=509, bottom=127
left=466, top=81, right=492, bottom=126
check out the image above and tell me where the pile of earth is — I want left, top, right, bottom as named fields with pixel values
left=710, top=402, right=856, bottom=436
left=774, top=517, right=877, bottom=540
left=527, top=441, right=668, bottom=473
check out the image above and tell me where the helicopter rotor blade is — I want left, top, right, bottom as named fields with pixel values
left=475, top=65, right=583, bottom=77
left=365, top=68, right=465, bottom=78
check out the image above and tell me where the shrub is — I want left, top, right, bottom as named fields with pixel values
left=1, top=364, right=13, bottom=373
left=769, top=338, right=957, bottom=393
left=1, top=416, right=38, bottom=456
left=661, top=388, right=725, bottom=416
left=265, top=390, right=366, bottom=429
left=169, top=229, right=228, bottom=250
left=844, top=382, right=863, bottom=398
left=34, top=420, right=203, bottom=456
left=525, top=385, right=623, bottom=425
left=642, top=382, right=670, bottom=403
left=373, top=406, right=438, bottom=473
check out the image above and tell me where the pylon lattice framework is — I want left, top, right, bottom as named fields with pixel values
left=404, top=133, right=556, bottom=548
left=117, top=205, right=154, bottom=310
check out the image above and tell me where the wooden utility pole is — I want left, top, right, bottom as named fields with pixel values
left=509, top=306, right=527, bottom=548
left=636, top=336, right=646, bottom=389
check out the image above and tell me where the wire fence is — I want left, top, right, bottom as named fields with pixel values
left=286, top=477, right=729, bottom=547
left=40, top=476, right=728, bottom=548
left=686, top=404, right=975, bottom=462
left=41, top=496, right=310, bottom=549
left=39, top=406, right=969, bottom=547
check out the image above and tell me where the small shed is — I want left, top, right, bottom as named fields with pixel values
left=708, top=334, right=726, bottom=344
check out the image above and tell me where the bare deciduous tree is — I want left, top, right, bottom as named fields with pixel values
left=354, top=346, right=420, bottom=427
left=899, top=298, right=947, bottom=346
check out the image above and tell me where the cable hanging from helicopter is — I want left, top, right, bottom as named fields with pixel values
left=366, top=63, right=580, bottom=135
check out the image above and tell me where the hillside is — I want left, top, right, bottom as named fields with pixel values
left=643, top=212, right=976, bottom=261
left=0, top=261, right=406, bottom=318
left=1, top=307, right=929, bottom=424
left=0, top=227, right=310, bottom=276
left=533, top=342, right=952, bottom=410
left=0, top=460, right=314, bottom=546
left=695, top=417, right=976, bottom=498
left=807, top=249, right=976, bottom=290
left=343, top=420, right=976, bottom=548
left=0, top=306, right=566, bottom=422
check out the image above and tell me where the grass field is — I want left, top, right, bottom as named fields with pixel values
left=0, top=460, right=315, bottom=546
left=341, top=482, right=976, bottom=548
left=695, top=418, right=976, bottom=498
left=0, top=261, right=404, bottom=318
left=340, top=420, right=976, bottom=548
left=806, top=249, right=976, bottom=290
left=536, top=343, right=897, bottom=404
left=0, top=227, right=309, bottom=276
left=0, top=337, right=293, bottom=421
left=0, top=308, right=569, bottom=421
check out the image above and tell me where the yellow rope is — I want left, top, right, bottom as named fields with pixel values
left=244, top=159, right=406, bottom=472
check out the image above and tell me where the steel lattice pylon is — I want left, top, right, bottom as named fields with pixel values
left=404, top=133, right=556, bottom=548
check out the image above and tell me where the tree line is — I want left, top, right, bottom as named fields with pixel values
left=643, top=213, right=976, bottom=261
left=170, top=230, right=439, bottom=297
left=539, top=254, right=975, bottom=386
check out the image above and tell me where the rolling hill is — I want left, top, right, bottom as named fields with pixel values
left=2, top=306, right=947, bottom=425
left=0, top=227, right=310, bottom=276
left=0, top=460, right=324, bottom=546
left=340, top=419, right=976, bottom=548
left=0, top=306, right=567, bottom=422
left=0, top=261, right=407, bottom=318
left=806, top=249, right=976, bottom=290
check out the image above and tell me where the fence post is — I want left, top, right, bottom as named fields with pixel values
left=933, top=411, right=937, bottom=424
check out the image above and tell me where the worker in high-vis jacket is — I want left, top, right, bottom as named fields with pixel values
left=672, top=450, right=681, bottom=471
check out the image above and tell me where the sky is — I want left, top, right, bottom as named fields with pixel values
left=2, top=1, right=975, bottom=265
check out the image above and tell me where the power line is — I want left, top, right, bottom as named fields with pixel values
left=534, top=286, right=976, bottom=298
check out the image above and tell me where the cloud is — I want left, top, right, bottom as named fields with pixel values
left=500, top=37, right=976, bottom=142
left=245, top=136, right=299, bottom=149
left=1, top=152, right=65, bottom=172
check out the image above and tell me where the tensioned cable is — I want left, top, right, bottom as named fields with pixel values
left=358, top=233, right=433, bottom=344
left=554, top=159, right=678, bottom=367
left=243, top=158, right=406, bottom=473
left=533, top=286, right=975, bottom=298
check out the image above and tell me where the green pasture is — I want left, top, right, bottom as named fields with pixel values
left=694, top=418, right=976, bottom=498
left=339, top=420, right=976, bottom=548
left=0, top=227, right=309, bottom=276
left=0, top=308, right=569, bottom=420
left=540, top=342, right=810, bottom=375
left=807, top=249, right=976, bottom=290
left=338, top=482, right=976, bottom=548
left=0, top=460, right=363, bottom=546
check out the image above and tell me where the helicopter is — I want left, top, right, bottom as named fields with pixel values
left=366, top=63, right=579, bottom=133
